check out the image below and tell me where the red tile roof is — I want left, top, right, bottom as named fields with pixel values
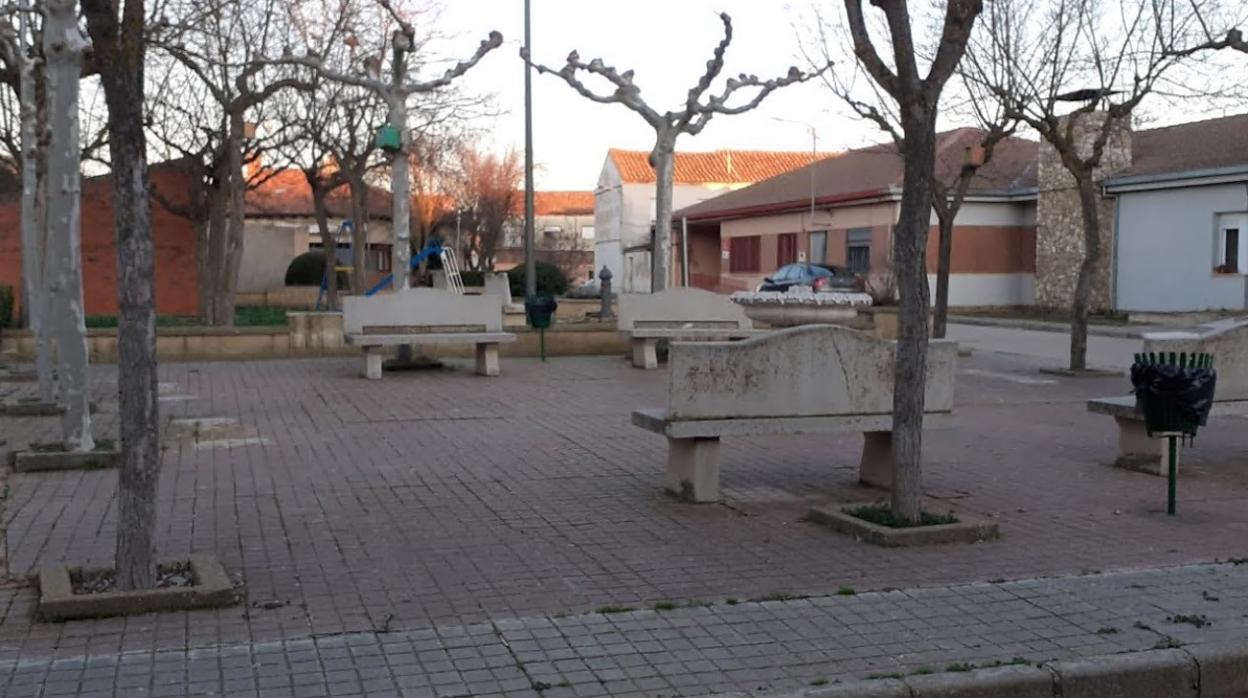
left=526, top=191, right=595, bottom=216
left=249, top=171, right=594, bottom=222
left=675, top=129, right=1038, bottom=222
left=608, top=149, right=829, bottom=185
left=245, top=168, right=395, bottom=220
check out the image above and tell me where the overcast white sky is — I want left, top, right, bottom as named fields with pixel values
left=434, top=0, right=886, bottom=191
left=429, top=1, right=1247, bottom=192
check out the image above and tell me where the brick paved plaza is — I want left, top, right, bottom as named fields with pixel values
left=4, top=340, right=1248, bottom=696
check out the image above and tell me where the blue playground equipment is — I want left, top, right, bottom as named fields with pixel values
left=362, top=238, right=463, bottom=297
left=317, top=223, right=465, bottom=309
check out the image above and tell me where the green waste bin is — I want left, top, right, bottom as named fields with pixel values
left=524, top=295, right=557, bottom=330
left=1130, top=351, right=1216, bottom=515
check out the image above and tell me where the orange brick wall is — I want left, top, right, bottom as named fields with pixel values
left=0, top=165, right=199, bottom=318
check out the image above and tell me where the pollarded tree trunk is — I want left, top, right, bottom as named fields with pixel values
left=932, top=213, right=954, bottom=339
left=1069, top=173, right=1101, bottom=372
left=83, top=0, right=162, bottom=591
left=198, top=171, right=230, bottom=324
left=388, top=96, right=411, bottom=291
left=18, top=20, right=55, bottom=403
left=218, top=114, right=249, bottom=326
left=43, top=0, right=94, bottom=452
left=891, top=114, right=939, bottom=524
left=649, top=134, right=676, bottom=293
left=346, top=168, right=369, bottom=291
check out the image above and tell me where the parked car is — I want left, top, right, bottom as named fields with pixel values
left=757, top=263, right=863, bottom=292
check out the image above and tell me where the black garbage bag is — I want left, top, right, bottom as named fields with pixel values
left=1130, top=361, right=1217, bottom=439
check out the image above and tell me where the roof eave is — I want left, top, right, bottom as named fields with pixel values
left=1104, top=164, right=1248, bottom=193
left=676, top=188, right=895, bottom=223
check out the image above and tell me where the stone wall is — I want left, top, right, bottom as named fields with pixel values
left=0, top=164, right=199, bottom=317
left=1035, top=111, right=1132, bottom=310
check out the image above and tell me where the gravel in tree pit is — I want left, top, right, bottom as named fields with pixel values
left=70, top=561, right=195, bottom=595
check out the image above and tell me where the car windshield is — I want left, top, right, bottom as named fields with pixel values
left=774, top=265, right=801, bottom=281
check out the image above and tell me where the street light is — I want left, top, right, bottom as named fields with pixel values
left=770, top=116, right=819, bottom=229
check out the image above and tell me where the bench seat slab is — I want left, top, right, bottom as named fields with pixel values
left=624, top=331, right=764, bottom=369
left=1088, top=397, right=1248, bottom=476
left=634, top=409, right=954, bottom=500
left=347, top=332, right=516, bottom=346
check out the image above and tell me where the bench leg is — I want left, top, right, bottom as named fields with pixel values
left=363, top=347, right=383, bottom=380
left=631, top=338, right=658, bottom=369
left=859, top=431, right=894, bottom=488
left=475, top=343, right=500, bottom=377
left=666, top=436, right=720, bottom=502
left=1114, top=417, right=1179, bottom=477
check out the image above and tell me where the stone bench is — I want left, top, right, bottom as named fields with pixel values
left=632, top=324, right=957, bottom=502
left=1088, top=318, right=1248, bottom=475
left=617, top=287, right=762, bottom=369
left=343, top=288, right=516, bottom=379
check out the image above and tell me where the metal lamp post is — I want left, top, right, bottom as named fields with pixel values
left=522, top=0, right=536, bottom=301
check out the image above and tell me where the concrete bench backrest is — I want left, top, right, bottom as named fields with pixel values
left=483, top=273, right=514, bottom=306
left=342, top=288, right=504, bottom=335
left=617, top=288, right=754, bottom=331
left=666, top=324, right=957, bottom=420
left=1142, top=317, right=1248, bottom=400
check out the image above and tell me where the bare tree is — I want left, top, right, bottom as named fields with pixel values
left=452, top=146, right=521, bottom=272
left=82, top=0, right=161, bottom=590
left=842, top=0, right=983, bottom=524
left=811, top=19, right=1017, bottom=337
left=270, top=73, right=352, bottom=308
left=42, top=0, right=94, bottom=451
left=76, top=0, right=208, bottom=588
left=964, top=0, right=1206, bottom=370
left=0, top=10, right=55, bottom=402
left=527, top=13, right=828, bottom=292
left=151, top=0, right=311, bottom=326
left=275, top=0, right=501, bottom=291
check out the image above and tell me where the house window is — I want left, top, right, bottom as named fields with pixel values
left=581, top=225, right=595, bottom=240
left=543, top=225, right=562, bottom=239
left=1218, top=213, right=1248, bottom=273
left=809, top=231, right=827, bottom=265
left=777, top=233, right=798, bottom=266
left=729, top=236, right=761, bottom=273
left=847, top=228, right=871, bottom=273
left=1223, top=229, right=1239, bottom=273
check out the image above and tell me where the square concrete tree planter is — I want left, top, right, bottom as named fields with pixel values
left=13, top=440, right=120, bottom=472
left=38, top=554, right=238, bottom=622
left=0, top=398, right=99, bottom=417
left=808, top=502, right=999, bottom=547
left=0, top=397, right=63, bottom=417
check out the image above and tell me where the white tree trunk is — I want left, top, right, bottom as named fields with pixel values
left=389, top=96, right=410, bottom=290
left=43, top=0, right=94, bottom=452
left=650, top=138, right=675, bottom=293
left=17, top=14, right=55, bottom=403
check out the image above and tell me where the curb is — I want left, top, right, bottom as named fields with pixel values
left=949, top=315, right=1148, bottom=338
left=747, top=639, right=1248, bottom=698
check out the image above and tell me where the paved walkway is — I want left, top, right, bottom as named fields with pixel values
left=945, top=322, right=1142, bottom=370
left=3, top=562, right=1248, bottom=697
left=4, top=349, right=1248, bottom=696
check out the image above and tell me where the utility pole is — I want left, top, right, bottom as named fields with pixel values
left=522, top=0, right=536, bottom=299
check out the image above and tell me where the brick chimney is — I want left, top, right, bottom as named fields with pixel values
left=1034, top=111, right=1132, bottom=311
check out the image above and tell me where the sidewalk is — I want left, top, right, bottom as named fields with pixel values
left=948, top=315, right=1161, bottom=338
left=3, top=561, right=1246, bottom=697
